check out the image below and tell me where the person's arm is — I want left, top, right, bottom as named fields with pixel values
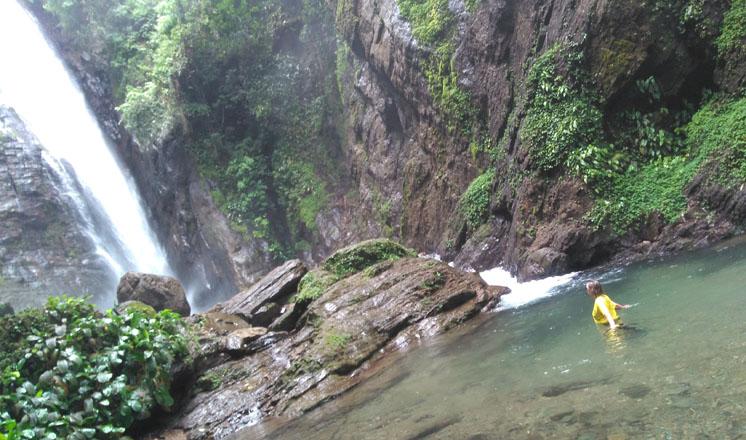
left=612, top=301, right=630, bottom=309
left=595, top=299, right=617, bottom=329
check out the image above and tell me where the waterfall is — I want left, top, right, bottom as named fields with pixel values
left=0, top=0, right=175, bottom=305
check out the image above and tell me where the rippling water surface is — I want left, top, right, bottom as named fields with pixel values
left=237, top=237, right=746, bottom=439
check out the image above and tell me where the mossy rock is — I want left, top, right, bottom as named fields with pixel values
left=597, top=38, right=643, bottom=96
left=295, top=269, right=338, bottom=304
left=0, top=302, right=14, bottom=318
left=114, top=300, right=157, bottom=318
left=322, top=238, right=417, bottom=278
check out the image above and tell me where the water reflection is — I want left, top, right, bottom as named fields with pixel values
left=594, top=321, right=648, bottom=356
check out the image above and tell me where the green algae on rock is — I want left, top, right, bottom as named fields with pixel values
left=322, top=238, right=418, bottom=278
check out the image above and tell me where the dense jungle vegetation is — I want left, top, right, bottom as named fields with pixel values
left=398, top=0, right=746, bottom=237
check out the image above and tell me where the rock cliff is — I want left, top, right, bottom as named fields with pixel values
left=329, top=0, right=745, bottom=279
left=0, top=105, right=113, bottom=308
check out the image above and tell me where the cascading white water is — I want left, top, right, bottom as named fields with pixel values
left=479, top=267, right=577, bottom=310
left=0, top=1, right=174, bottom=294
left=427, top=254, right=577, bottom=310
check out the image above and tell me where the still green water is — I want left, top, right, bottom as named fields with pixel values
left=239, top=238, right=746, bottom=439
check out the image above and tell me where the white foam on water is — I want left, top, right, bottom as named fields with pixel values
left=479, top=267, right=577, bottom=310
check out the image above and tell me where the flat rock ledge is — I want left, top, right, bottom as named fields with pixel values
left=141, top=241, right=508, bottom=440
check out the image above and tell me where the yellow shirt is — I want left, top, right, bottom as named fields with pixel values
left=592, top=294, right=618, bottom=324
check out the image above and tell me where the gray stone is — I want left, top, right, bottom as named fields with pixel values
left=251, top=302, right=283, bottom=328
left=117, top=272, right=191, bottom=316
left=222, top=327, right=268, bottom=352
left=209, top=259, right=307, bottom=320
left=268, top=303, right=306, bottom=332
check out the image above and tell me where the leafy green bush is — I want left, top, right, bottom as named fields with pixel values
left=459, top=170, right=494, bottom=229
left=522, top=44, right=604, bottom=173
left=684, top=95, right=746, bottom=187
left=587, top=94, right=746, bottom=233
left=586, top=156, right=694, bottom=234
left=0, top=296, right=190, bottom=439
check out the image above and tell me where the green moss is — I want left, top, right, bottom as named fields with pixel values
left=115, top=300, right=157, bottom=318
left=299, top=188, right=328, bottom=232
left=335, top=0, right=359, bottom=35
left=283, top=358, right=323, bottom=379
left=397, top=0, right=476, bottom=134
left=598, top=39, right=638, bottom=93
left=326, top=332, right=351, bottom=348
left=459, top=170, right=494, bottom=229
left=294, top=269, right=337, bottom=304
left=465, top=0, right=479, bottom=13
left=417, top=271, right=445, bottom=295
left=371, top=190, right=394, bottom=238
left=362, top=261, right=393, bottom=278
left=210, top=188, right=226, bottom=209
left=196, top=366, right=249, bottom=391
left=323, top=238, right=417, bottom=278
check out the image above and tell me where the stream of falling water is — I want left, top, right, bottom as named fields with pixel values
left=0, top=0, right=175, bottom=307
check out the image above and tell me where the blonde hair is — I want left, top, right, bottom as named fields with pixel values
left=586, top=280, right=604, bottom=297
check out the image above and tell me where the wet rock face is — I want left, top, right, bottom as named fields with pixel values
left=331, top=0, right=736, bottom=280
left=117, top=272, right=191, bottom=316
left=209, top=259, right=308, bottom=322
left=0, top=105, right=112, bottom=309
left=143, top=243, right=508, bottom=439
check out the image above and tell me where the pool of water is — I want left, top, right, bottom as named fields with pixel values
left=236, top=237, right=746, bottom=439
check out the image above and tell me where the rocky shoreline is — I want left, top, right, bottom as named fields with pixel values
left=126, top=239, right=507, bottom=439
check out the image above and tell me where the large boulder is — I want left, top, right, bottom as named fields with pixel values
left=150, top=255, right=508, bottom=438
left=209, top=259, right=307, bottom=321
left=117, top=272, right=191, bottom=316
